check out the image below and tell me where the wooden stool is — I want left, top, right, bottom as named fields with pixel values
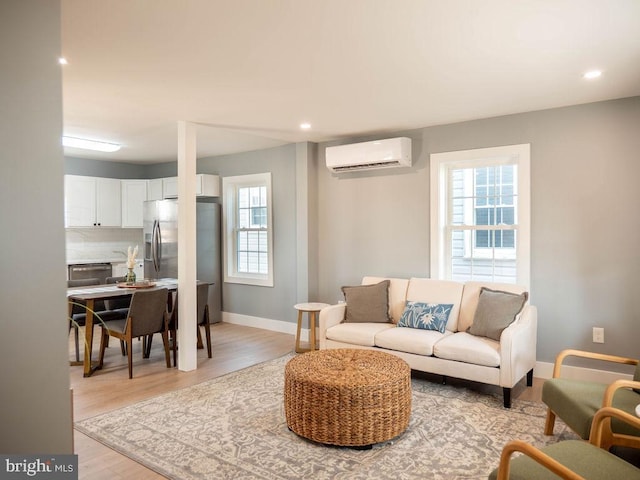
left=293, top=302, right=329, bottom=353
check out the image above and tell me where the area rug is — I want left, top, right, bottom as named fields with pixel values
left=75, top=354, right=578, bottom=479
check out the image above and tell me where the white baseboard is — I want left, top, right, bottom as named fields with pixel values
left=222, top=312, right=310, bottom=339
left=221, top=312, right=632, bottom=383
left=535, top=361, right=633, bottom=383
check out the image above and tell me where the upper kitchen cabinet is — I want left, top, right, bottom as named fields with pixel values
left=162, top=174, right=220, bottom=198
left=64, top=175, right=121, bottom=227
left=147, top=178, right=163, bottom=201
left=121, top=179, right=148, bottom=228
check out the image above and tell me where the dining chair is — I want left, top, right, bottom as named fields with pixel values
left=167, top=283, right=212, bottom=366
left=104, top=276, right=131, bottom=313
left=68, top=278, right=100, bottom=362
left=98, top=287, right=171, bottom=379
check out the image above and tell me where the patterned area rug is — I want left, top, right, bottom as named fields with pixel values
left=75, top=354, right=578, bottom=479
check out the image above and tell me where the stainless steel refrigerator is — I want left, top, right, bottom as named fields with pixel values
left=143, top=199, right=222, bottom=323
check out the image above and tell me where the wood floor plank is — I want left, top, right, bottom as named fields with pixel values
left=70, top=322, right=295, bottom=479
left=70, top=322, right=544, bottom=479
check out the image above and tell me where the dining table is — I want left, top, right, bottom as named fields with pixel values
left=67, top=278, right=192, bottom=377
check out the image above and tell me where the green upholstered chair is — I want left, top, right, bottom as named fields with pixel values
left=489, top=407, right=640, bottom=480
left=542, top=349, right=640, bottom=451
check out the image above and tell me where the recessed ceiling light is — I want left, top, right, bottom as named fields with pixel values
left=300, top=122, right=311, bottom=130
left=62, top=136, right=121, bottom=153
left=583, top=70, right=602, bottom=79
left=58, top=57, right=68, bottom=65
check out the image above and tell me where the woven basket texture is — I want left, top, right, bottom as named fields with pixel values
left=284, top=348, right=412, bottom=446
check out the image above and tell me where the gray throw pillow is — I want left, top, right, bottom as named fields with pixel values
left=341, top=280, right=391, bottom=323
left=467, top=287, right=528, bottom=341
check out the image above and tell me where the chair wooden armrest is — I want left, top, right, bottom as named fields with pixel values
left=589, top=406, right=640, bottom=448
left=552, top=349, right=638, bottom=378
left=496, top=439, right=585, bottom=480
left=602, top=379, right=640, bottom=406
left=499, top=408, right=640, bottom=479
left=591, top=386, right=640, bottom=450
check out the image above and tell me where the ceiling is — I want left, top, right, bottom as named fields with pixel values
left=60, top=0, right=640, bottom=164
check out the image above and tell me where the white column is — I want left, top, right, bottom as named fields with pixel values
left=177, top=120, right=197, bottom=371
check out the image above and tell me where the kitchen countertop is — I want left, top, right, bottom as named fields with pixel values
left=67, top=258, right=144, bottom=265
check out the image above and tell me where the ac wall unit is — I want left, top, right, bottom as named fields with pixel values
left=325, top=137, right=412, bottom=173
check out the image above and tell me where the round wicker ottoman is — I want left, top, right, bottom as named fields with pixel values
left=284, top=349, right=412, bottom=447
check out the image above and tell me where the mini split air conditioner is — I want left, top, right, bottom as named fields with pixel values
left=325, top=137, right=412, bottom=173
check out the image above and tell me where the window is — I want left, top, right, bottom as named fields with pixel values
left=430, top=144, right=530, bottom=286
left=222, top=173, right=273, bottom=286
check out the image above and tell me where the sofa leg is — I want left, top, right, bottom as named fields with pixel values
left=503, top=388, right=511, bottom=408
left=526, top=368, right=534, bottom=387
left=441, top=376, right=447, bottom=385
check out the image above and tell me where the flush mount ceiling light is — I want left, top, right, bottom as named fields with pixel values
left=62, top=136, right=121, bottom=152
left=58, top=57, right=68, bottom=65
left=300, top=122, right=311, bottom=130
left=583, top=70, right=602, bottom=79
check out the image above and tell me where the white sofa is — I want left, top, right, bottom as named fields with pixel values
left=318, top=276, right=537, bottom=408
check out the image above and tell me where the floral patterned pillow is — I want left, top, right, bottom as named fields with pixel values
left=397, top=301, right=453, bottom=333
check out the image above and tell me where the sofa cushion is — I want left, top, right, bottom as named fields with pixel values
left=375, top=326, right=452, bottom=356
left=458, top=282, right=528, bottom=333
left=325, top=322, right=395, bottom=347
left=433, top=332, right=501, bottom=367
left=467, top=287, right=528, bottom=341
left=397, top=301, right=453, bottom=333
left=342, top=280, right=390, bottom=323
left=362, top=276, right=409, bottom=323
left=405, top=278, right=464, bottom=332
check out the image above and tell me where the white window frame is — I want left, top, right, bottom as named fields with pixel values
left=430, top=144, right=530, bottom=286
left=222, top=173, right=274, bottom=287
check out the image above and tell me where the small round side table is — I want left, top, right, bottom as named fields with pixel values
left=294, top=302, right=329, bottom=353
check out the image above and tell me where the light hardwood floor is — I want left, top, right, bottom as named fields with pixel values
left=69, top=322, right=544, bottom=479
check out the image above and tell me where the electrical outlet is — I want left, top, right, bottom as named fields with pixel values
left=593, top=327, right=605, bottom=343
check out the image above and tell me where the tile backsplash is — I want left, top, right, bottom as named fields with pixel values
left=66, top=228, right=144, bottom=264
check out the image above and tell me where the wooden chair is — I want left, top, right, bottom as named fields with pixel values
left=104, top=276, right=131, bottom=314
left=68, top=278, right=100, bottom=362
left=542, top=349, right=640, bottom=451
left=489, top=407, right=640, bottom=479
left=98, top=287, right=171, bottom=378
left=167, top=283, right=212, bottom=366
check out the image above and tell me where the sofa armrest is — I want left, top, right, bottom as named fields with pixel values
left=318, top=303, right=346, bottom=349
left=499, top=304, right=538, bottom=387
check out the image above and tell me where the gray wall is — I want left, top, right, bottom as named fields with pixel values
left=195, top=144, right=302, bottom=324
left=66, top=156, right=149, bottom=178
left=0, top=1, right=73, bottom=453
left=316, top=96, right=640, bottom=365
left=62, top=97, right=640, bottom=367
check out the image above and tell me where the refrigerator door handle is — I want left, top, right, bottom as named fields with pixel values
left=157, top=221, right=162, bottom=269
left=154, top=219, right=162, bottom=272
left=151, top=220, right=159, bottom=273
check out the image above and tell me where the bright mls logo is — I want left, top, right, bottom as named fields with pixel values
left=1, top=455, right=77, bottom=479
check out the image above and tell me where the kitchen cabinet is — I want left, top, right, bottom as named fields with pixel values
left=147, top=178, right=163, bottom=201
left=65, top=175, right=121, bottom=227
left=162, top=174, right=220, bottom=198
left=162, top=177, right=178, bottom=198
left=121, top=180, right=147, bottom=228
